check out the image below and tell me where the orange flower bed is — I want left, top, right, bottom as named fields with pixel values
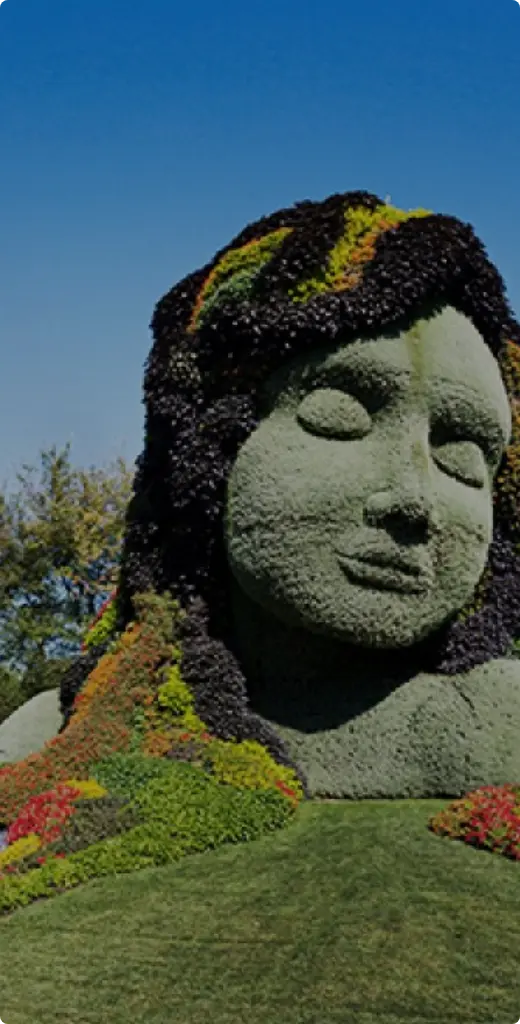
left=73, top=625, right=141, bottom=725
left=0, top=611, right=172, bottom=825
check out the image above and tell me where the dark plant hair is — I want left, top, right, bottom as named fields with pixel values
left=114, top=190, right=520, bottom=760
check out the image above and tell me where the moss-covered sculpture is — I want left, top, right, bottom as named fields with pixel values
left=86, top=192, right=520, bottom=797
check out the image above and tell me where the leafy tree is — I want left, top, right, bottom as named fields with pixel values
left=0, top=444, right=133, bottom=691
left=0, top=664, right=24, bottom=725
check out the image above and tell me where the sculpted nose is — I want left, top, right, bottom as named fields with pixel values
left=364, top=483, right=438, bottom=545
left=363, top=431, right=439, bottom=544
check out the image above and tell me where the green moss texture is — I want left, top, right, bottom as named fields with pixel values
left=239, top=639, right=520, bottom=798
left=224, top=306, right=520, bottom=796
left=95, top=190, right=520, bottom=797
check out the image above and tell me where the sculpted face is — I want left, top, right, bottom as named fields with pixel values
left=223, top=306, right=512, bottom=648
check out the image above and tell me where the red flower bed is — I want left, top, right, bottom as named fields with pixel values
left=429, top=784, right=520, bottom=861
left=8, top=784, right=81, bottom=846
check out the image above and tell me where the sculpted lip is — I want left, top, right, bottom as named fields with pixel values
left=336, top=550, right=432, bottom=594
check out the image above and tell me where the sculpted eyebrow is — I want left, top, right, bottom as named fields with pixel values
left=301, top=359, right=409, bottom=394
left=431, top=389, right=507, bottom=457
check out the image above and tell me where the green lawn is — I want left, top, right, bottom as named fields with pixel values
left=0, top=800, right=518, bottom=1024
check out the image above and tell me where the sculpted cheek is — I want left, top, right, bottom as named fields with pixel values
left=433, top=480, right=492, bottom=555
left=227, top=424, right=349, bottom=537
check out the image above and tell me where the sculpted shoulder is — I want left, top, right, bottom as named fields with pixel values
left=417, top=656, right=520, bottom=688
left=412, top=657, right=520, bottom=720
left=458, top=656, right=520, bottom=691
left=415, top=657, right=520, bottom=718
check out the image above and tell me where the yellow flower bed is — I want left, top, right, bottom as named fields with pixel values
left=63, top=779, right=107, bottom=800
left=0, top=833, right=40, bottom=869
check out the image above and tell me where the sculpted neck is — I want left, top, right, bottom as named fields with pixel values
left=227, top=579, right=438, bottom=732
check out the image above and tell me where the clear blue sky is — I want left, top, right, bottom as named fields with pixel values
left=0, top=0, right=519, bottom=489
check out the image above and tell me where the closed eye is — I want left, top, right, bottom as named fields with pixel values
left=296, top=388, right=372, bottom=440
left=430, top=412, right=505, bottom=469
left=432, top=440, right=488, bottom=489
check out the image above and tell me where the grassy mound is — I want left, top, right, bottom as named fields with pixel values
left=0, top=800, right=518, bottom=1024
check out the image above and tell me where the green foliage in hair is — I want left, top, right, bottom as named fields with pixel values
left=190, top=227, right=292, bottom=332
left=289, top=203, right=431, bottom=304
left=83, top=593, right=120, bottom=650
left=157, top=665, right=194, bottom=717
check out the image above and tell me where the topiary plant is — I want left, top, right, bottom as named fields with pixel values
left=7, top=190, right=520, bottom=808
left=112, top=190, right=520, bottom=799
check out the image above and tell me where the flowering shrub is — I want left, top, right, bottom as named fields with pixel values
left=0, top=588, right=304, bottom=831
left=2, top=778, right=109, bottom=869
left=0, top=592, right=176, bottom=823
left=90, top=753, right=177, bottom=800
left=0, top=591, right=304, bottom=915
left=0, top=834, right=40, bottom=870
left=140, top=663, right=303, bottom=802
left=0, top=761, right=296, bottom=914
left=429, top=784, right=520, bottom=861
left=207, top=739, right=303, bottom=807
left=73, top=627, right=141, bottom=725
left=63, top=779, right=107, bottom=799
left=7, top=784, right=82, bottom=846
left=42, top=795, right=142, bottom=858
left=140, top=662, right=207, bottom=749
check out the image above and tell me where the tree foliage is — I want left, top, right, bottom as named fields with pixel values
left=0, top=444, right=133, bottom=696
